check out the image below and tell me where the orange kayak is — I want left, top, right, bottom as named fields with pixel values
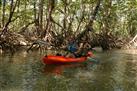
left=42, top=52, right=93, bottom=65
left=42, top=55, right=88, bottom=64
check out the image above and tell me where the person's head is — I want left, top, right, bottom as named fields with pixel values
left=68, top=36, right=74, bottom=42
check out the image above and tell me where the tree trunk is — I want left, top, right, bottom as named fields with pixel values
left=33, top=0, right=39, bottom=36
left=38, top=0, right=44, bottom=34
left=62, top=0, right=67, bottom=37
left=103, top=0, right=112, bottom=34
left=41, top=0, right=55, bottom=38
left=76, top=0, right=102, bottom=43
left=2, top=0, right=6, bottom=28
left=1, top=0, right=18, bottom=35
left=100, top=0, right=112, bottom=50
left=33, top=0, right=37, bottom=21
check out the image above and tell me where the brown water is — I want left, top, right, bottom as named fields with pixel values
left=0, top=49, right=137, bottom=91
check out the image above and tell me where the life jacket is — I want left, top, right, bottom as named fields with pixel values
left=67, top=41, right=77, bottom=53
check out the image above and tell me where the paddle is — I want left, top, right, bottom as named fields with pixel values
left=87, top=57, right=99, bottom=64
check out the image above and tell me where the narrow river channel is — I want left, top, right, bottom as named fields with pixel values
left=0, top=49, right=137, bottom=91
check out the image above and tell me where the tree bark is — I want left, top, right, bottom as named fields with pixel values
left=38, top=0, right=44, bottom=34
left=76, top=0, right=102, bottom=43
left=1, top=0, right=18, bottom=35
left=62, top=0, right=67, bottom=37
left=2, top=0, right=6, bottom=28
left=41, top=0, right=55, bottom=38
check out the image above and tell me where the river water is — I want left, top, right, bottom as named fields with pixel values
left=0, top=49, right=137, bottom=91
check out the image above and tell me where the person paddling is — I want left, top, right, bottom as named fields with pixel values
left=65, top=36, right=78, bottom=57
left=66, top=36, right=91, bottom=58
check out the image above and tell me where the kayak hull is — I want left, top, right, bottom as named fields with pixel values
left=42, top=55, right=88, bottom=65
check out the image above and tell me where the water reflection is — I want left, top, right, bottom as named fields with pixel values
left=43, top=62, right=93, bottom=76
left=0, top=50, right=137, bottom=91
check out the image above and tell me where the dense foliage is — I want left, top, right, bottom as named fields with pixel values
left=0, top=0, right=137, bottom=51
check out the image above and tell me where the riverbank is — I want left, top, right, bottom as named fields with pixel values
left=0, top=31, right=131, bottom=54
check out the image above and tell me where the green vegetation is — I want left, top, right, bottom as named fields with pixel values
left=0, top=0, right=137, bottom=52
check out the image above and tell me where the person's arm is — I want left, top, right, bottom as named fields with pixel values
left=75, top=43, right=84, bottom=54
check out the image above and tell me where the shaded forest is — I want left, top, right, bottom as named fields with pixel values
left=0, top=0, right=137, bottom=53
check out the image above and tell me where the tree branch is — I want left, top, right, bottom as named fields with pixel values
left=76, top=0, right=102, bottom=43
